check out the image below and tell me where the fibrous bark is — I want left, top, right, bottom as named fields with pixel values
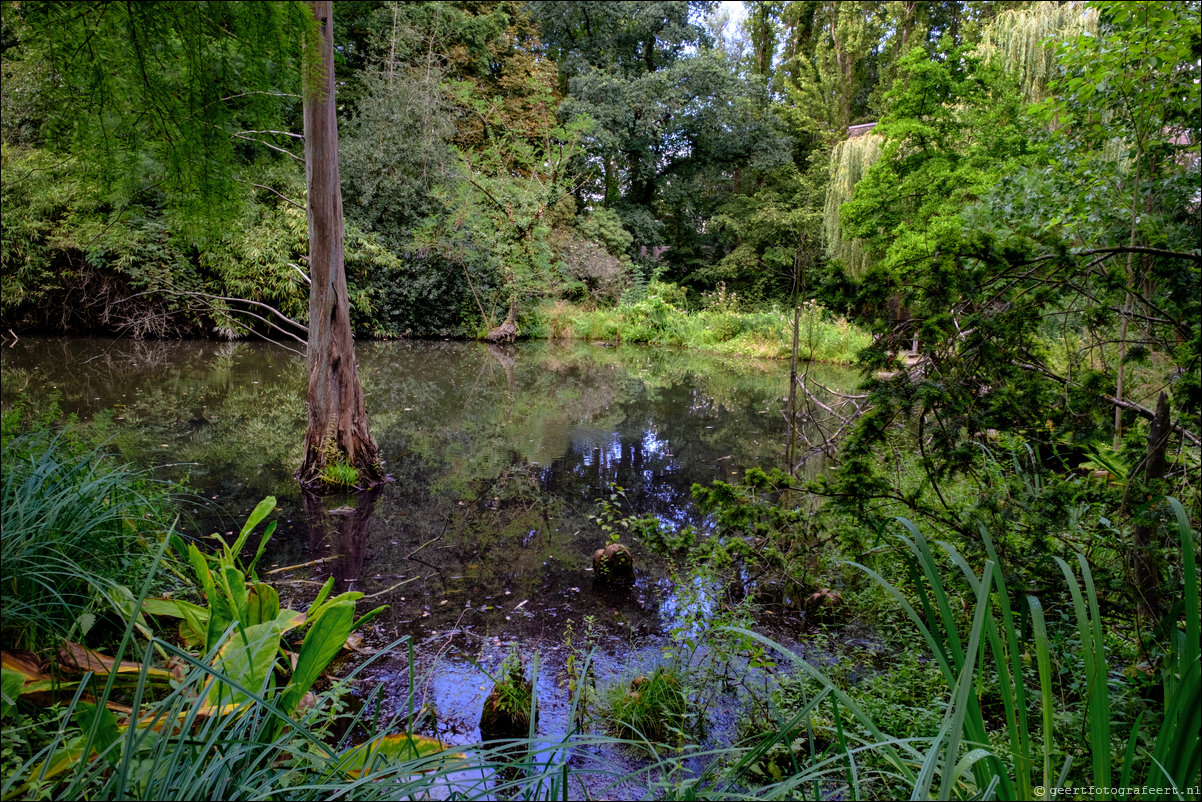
left=297, top=0, right=382, bottom=488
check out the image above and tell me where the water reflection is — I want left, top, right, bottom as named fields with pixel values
left=301, top=488, right=380, bottom=594
left=2, top=337, right=859, bottom=765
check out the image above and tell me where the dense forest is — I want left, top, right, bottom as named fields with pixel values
left=1, top=1, right=1199, bottom=800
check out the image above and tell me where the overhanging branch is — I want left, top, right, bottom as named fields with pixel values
left=1013, top=359, right=1201, bottom=446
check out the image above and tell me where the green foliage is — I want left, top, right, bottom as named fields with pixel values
left=340, top=67, right=457, bottom=247
left=977, top=2, right=1099, bottom=103
left=575, top=207, right=634, bottom=259
left=589, top=483, right=632, bottom=545
left=546, top=291, right=869, bottom=362
left=830, top=5, right=1199, bottom=517
left=160, top=497, right=386, bottom=718
left=724, top=500, right=1199, bottom=800
left=0, top=425, right=177, bottom=652
left=6, top=0, right=312, bottom=237
left=604, top=666, right=689, bottom=746
left=684, top=467, right=818, bottom=589
left=823, top=133, right=882, bottom=277
left=319, top=461, right=361, bottom=490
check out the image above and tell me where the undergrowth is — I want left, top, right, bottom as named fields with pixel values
left=539, top=285, right=869, bottom=364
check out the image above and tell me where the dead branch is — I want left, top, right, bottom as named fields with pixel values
left=1013, top=360, right=1201, bottom=446
left=231, top=132, right=304, bottom=164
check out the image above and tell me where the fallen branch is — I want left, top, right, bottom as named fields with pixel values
left=1013, top=360, right=1201, bottom=446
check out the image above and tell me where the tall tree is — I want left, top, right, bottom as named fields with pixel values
left=6, top=1, right=382, bottom=487
left=297, top=0, right=382, bottom=487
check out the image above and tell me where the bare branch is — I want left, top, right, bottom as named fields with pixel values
left=237, top=129, right=303, bottom=139
left=1012, top=360, right=1201, bottom=446
left=288, top=263, right=311, bottom=284
left=234, top=178, right=306, bottom=210
left=1078, top=245, right=1200, bottom=263
left=123, top=288, right=308, bottom=342
left=221, top=90, right=301, bottom=101
left=231, top=132, right=304, bottom=164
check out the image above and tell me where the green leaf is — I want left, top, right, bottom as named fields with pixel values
left=245, top=583, right=280, bottom=628
left=0, top=669, right=24, bottom=718
left=335, top=732, right=459, bottom=778
left=140, top=597, right=209, bottom=621
left=230, top=496, right=276, bottom=556
left=74, top=702, right=120, bottom=762
left=204, top=620, right=285, bottom=707
left=281, top=599, right=354, bottom=715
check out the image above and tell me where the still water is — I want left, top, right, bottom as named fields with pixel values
left=2, top=336, right=858, bottom=772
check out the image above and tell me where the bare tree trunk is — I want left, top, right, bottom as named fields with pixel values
left=297, top=0, right=382, bottom=488
left=786, top=251, right=802, bottom=474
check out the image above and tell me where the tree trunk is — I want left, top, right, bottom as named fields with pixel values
left=1132, top=391, right=1170, bottom=620
left=297, top=0, right=382, bottom=488
left=485, top=301, right=519, bottom=343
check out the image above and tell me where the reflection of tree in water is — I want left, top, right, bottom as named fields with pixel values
left=485, top=343, right=517, bottom=395
left=302, top=487, right=379, bottom=594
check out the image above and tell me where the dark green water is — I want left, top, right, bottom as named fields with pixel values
left=2, top=336, right=859, bottom=768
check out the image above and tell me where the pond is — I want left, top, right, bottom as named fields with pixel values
left=2, top=336, right=860, bottom=791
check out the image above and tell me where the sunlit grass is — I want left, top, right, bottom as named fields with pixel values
left=540, top=297, right=870, bottom=364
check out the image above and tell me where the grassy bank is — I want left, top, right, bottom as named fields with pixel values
left=529, top=285, right=870, bottom=364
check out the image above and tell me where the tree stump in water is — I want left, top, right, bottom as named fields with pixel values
left=593, top=543, right=635, bottom=585
left=485, top=319, right=518, bottom=343
left=479, top=670, right=536, bottom=741
left=804, top=587, right=842, bottom=623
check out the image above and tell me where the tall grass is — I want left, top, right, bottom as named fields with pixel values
left=830, top=502, right=1201, bottom=799
left=540, top=296, right=870, bottom=364
left=0, top=428, right=177, bottom=650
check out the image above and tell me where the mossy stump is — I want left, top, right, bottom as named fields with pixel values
left=804, top=587, right=843, bottom=623
left=592, top=542, right=634, bottom=585
left=479, top=670, right=536, bottom=741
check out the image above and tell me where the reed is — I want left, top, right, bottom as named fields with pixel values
left=0, top=428, right=176, bottom=651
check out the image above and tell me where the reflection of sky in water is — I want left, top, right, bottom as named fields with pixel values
left=641, top=427, right=669, bottom=457
left=658, top=574, right=721, bottom=642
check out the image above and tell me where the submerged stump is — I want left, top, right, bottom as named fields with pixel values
left=479, top=667, right=536, bottom=741
left=804, top=587, right=843, bottom=623
left=593, top=542, right=635, bottom=585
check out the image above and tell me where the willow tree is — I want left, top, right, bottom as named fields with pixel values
left=977, top=1, right=1099, bottom=102
left=823, top=132, right=882, bottom=277
left=296, top=0, right=382, bottom=487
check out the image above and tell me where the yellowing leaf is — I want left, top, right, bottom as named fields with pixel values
left=336, top=732, right=461, bottom=778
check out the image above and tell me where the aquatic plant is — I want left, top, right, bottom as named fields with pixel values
left=605, top=666, right=689, bottom=746
left=0, top=427, right=176, bottom=651
left=316, top=438, right=362, bottom=488
left=479, top=650, right=537, bottom=741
